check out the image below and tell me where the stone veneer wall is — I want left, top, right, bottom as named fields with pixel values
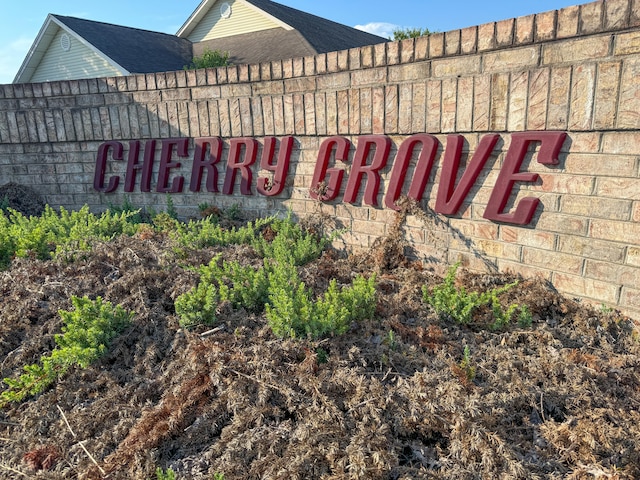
left=0, top=0, right=639, bottom=318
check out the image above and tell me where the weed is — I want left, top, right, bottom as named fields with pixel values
left=423, top=263, right=530, bottom=330
left=384, top=329, right=398, bottom=350
left=0, top=296, right=133, bottom=407
left=212, top=473, right=225, bottom=480
left=452, top=345, right=476, bottom=387
left=165, top=195, right=178, bottom=220
left=156, top=467, right=177, bottom=480
left=316, top=347, right=329, bottom=364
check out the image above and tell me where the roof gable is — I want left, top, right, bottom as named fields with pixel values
left=178, top=0, right=387, bottom=53
left=15, top=14, right=194, bottom=83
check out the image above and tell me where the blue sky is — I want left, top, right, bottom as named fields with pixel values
left=1, top=0, right=582, bottom=84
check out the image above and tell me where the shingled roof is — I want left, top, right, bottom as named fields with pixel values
left=243, top=0, right=387, bottom=53
left=52, top=15, right=193, bottom=74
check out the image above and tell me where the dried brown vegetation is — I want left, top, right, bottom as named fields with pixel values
left=0, top=200, right=639, bottom=479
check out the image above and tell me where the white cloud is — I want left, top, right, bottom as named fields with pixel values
left=0, top=37, right=33, bottom=84
left=354, top=22, right=400, bottom=39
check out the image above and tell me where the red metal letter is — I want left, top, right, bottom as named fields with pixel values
left=157, top=138, right=188, bottom=193
left=190, top=137, right=223, bottom=193
left=125, top=140, right=156, bottom=192
left=435, top=134, right=500, bottom=215
left=309, top=136, right=351, bottom=201
left=385, top=134, right=439, bottom=210
left=257, top=136, right=294, bottom=197
left=222, top=137, right=259, bottom=195
left=94, top=141, right=122, bottom=193
left=483, top=131, right=567, bottom=225
left=343, top=135, right=392, bottom=206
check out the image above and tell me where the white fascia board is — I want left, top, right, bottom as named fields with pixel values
left=176, top=0, right=213, bottom=38
left=14, top=14, right=57, bottom=83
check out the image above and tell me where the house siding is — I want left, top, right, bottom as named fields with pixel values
left=30, top=29, right=123, bottom=83
left=187, top=0, right=282, bottom=42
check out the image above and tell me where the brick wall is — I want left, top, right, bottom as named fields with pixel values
left=0, top=0, right=639, bottom=318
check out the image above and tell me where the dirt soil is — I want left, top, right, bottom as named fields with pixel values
left=0, top=203, right=639, bottom=479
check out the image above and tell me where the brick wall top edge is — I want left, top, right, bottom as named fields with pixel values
left=0, top=0, right=632, bottom=92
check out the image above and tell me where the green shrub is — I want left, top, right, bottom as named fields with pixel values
left=423, top=263, right=530, bottom=329
left=0, top=296, right=133, bottom=407
left=266, top=261, right=376, bottom=339
left=185, top=48, right=230, bottom=69
left=156, top=467, right=177, bottom=480
left=175, top=282, right=219, bottom=329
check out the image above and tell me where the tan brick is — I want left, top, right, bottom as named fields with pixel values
left=594, top=62, right=622, bottom=130
left=337, top=50, right=349, bottom=71
left=627, top=246, right=640, bottom=267
left=401, top=38, right=415, bottom=63
left=563, top=153, right=637, bottom=176
left=411, top=83, right=427, bottom=133
left=619, top=287, right=640, bottom=315
left=590, top=218, right=640, bottom=243
left=552, top=272, right=621, bottom=304
left=372, top=87, right=385, bottom=134
left=617, top=57, right=640, bottom=129
left=515, top=14, right=535, bottom=44
left=473, top=75, right=490, bottom=131
left=388, top=63, right=429, bottom=83
left=252, top=80, right=284, bottom=96
left=229, top=98, right=242, bottom=137
left=496, top=18, right=514, bottom=47
left=359, top=88, right=372, bottom=134
left=433, top=56, right=481, bottom=79
left=284, top=77, right=316, bottom=93
left=483, top=46, right=539, bottom=73
left=563, top=195, right=632, bottom=220
left=429, top=33, right=444, bottom=58
left=569, top=64, right=596, bottom=130
left=586, top=260, right=638, bottom=287
left=337, top=90, right=350, bottom=135
left=547, top=66, right=572, bottom=129
left=361, top=45, right=374, bottom=68
left=352, top=219, right=386, bottom=236
left=386, top=42, right=400, bottom=65
left=489, top=73, right=509, bottom=131
left=325, top=91, right=337, bottom=135
left=537, top=212, right=589, bottom=235
left=460, top=26, right=477, bottom=54
left=349, top=89, right=360, bottom=134
left=441, top=78, right=457, bottom=133
left=526, top=68, right=549, bottom=130
left=314, top=92, right=326, bottom=136
left=316, top=72, right=350, bottom=91
left=632, top=0, right=640, bottom=26
left=500, top=226, right=556, bottom=250
left=475, top=239, right=521, bottom=260
left=260, top=97, right=274, bottom=136
left=634, top=202, right=640, bottom=222
left=415, top=36, right=429, bottom=61
left=596, top=177, right=640, bottom=199
left=426, top=80, right=441, bottom=133
left=615, top=30, right=640, bottom=55
left=536, top=173, right=594, bottom=195
left=271, top=96, right=284, bottom=136
left=535, top=11, right=557, bottom=42
left=543, top=36, right=610, bottom=65
left=478, top=22, right=495, bottom=52
left=602, top=131, right=640, bottom=154
left=524, top=247, right=583, bottom=274
left=282, top=94, right=295, bottom=135
left=558, top=236, right=626, bottom=262
left=497, top=259, right=552, bottom=280
left=605, top=0, right=631, bottom=29
left=445, top=30, right=460, bottom=55
left=580, top=1, right=604, bottom=34
left=456, top=77, right=473, bottom=132
left=508, top=71, right=528, bottom=131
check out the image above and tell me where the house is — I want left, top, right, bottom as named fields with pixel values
left=14, top=0, right=387, bottom=84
